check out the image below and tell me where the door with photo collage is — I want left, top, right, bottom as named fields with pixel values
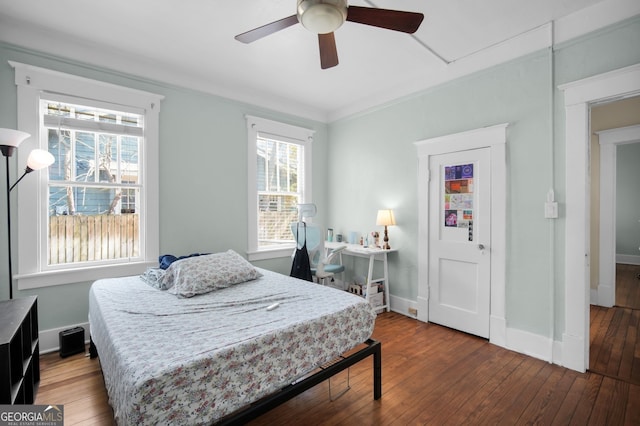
left=428, top=147, right=491, bottom=338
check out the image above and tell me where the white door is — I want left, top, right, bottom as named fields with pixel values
left=428, top=148, right=491, bottom=338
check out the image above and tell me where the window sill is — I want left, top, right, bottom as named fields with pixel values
left=247, top=247, right=294, bottom=262
left=17, top=261, right=158, bottom=290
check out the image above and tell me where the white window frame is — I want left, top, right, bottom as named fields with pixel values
left=246, top=115, right=313, bottom=261
left=10, top=61, right=164, bottom=288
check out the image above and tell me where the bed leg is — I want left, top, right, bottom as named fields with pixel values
left=89, top=337, right=98, bottom=359
left=373, top=340, right=382, bottom=400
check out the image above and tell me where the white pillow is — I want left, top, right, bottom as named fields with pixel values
left=163, top=250, right=261, bottom=298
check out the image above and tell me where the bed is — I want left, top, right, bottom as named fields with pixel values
left=88, top=250, right=380, bottom=425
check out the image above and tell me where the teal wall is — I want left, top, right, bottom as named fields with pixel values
left=328, top=50, right=554, bottom=335
left=328, top=15, right=640, bottom=338
left=0, top=15, right=639, bottom=342
left=0, top=44, right=329, bottom=330
left=616, top=142, right=640, bottom=256
left=552, top=16, right=640, bottom=336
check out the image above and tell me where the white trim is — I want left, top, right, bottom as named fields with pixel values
left=18, top=261, right=157, bottom=289
left=245, top=115, right=313, bottom=261
left=388, top=294, right=418, bottom=319
left=505, top=327, right=553, bottom=363
left=595, top=283, right=615, bottom=307
left=553, top=0, right=640, bottom=45
left=9, top=61, right=164, bottom=289
left=617, top=254, right=640, bottom=265
left=414, top=123, right=507, bottom=348
left=597, top=125, right=640, bottom=308
left=246, top=247, right=294, bottom=262
left=559, top=63, right=640, bottom=372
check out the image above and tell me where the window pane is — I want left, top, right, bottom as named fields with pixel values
left=48, top=129, right=70, bottom=181
left=75, top=131, right=95, bottom=182
left=48, top=211, right=140, bottom=265
left=75, top=106, right=95, bottom=121
left=121, top=113, right=141, bottom=128
left=98, top=134, right=117, bottom=183
left=257, top=154, right=266, bottom=191
left=258, top=194, right=299, bottom=248
left=121, top=186, right=137, bottom=214
left=48, top=185, right=140, bottom=265
left=49, top=186, right=114, bottom=215
left=42, top=99, right=146, bottom=267
left=98, top=111, right=117, bottom=124
left=256, top=137, right=304, bottom=249
left=121, top=136, right=139, bottom=184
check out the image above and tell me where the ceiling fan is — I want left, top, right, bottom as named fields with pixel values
left=235, top=0, right=424, bottom=69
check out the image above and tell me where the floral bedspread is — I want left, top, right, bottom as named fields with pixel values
left=88, top=268, right=376, bottom=425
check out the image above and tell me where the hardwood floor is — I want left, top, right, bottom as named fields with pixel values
left=589, top=263, right=640, bottom=387
left=35, top=306, right=640, bottom=425
left=615, top=263, right=640, bottom=309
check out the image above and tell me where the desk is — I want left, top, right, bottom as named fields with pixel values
left=326, top=242, right=397, bottom=312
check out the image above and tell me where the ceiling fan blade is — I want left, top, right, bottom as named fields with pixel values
left=346, top=6, right=424, bottom=34
left=318, top=32, right=339, bottom=69
left=235, top=15, right=299, bottom=43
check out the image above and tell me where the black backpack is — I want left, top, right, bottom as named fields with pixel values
left=290, top=222, right=313, bottom=282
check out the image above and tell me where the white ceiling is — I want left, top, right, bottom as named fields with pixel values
left=0, top=0, right=637, bottom=122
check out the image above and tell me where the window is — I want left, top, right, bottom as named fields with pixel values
left=44, top=100, right=142, bottom=265
left=11, top=62, right=163, bottom=288
left=246, top=116, right=313, bottom=260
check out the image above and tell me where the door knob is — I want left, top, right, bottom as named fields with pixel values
left=478, top=244, right=485, bottom=250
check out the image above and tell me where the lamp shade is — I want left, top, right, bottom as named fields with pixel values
left=376, top=209, right=396, bottom=227
left=0, top=128, right=30, bottom=157
left=26, top=149, right=55, bottom=171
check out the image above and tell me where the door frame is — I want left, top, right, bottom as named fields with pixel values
left=559, top=63, right=640, bottom=372
left=415, top=123, right=508, bottom=347
left=596, top=125, right=640, bottom=307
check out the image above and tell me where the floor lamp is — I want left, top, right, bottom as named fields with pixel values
left=0, top=128, right=55, bottom=300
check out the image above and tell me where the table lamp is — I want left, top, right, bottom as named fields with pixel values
left=376, top=209, right=396, bottom=250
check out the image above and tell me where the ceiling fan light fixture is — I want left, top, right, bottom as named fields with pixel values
left=297, top=0, right=347, bottom=34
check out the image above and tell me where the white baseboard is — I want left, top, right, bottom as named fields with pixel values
left=596, top=283, right=615, bottom=307
left=489, top=315, right=507, bottom=348
left=488, top=324, right=572, bottom=368
left=617, top=254, right=640, bottom=265
left=396, top=294, right=568, bottom=368
left=505, top=327, right=554, bottom=363
left=590, top=283, right=615, bottom=307
left=388, top=294, right=418, bottom=318
left=39, top=322, right=91, bottom=354
left=561, top=332, right=587, bottom=372
left=552, top=339, right=564, bottom=366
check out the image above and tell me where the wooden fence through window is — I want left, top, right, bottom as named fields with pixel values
left=49, top=214, right=139, bottom=264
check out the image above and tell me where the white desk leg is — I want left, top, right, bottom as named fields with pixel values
left=366, top=254, right=375, bottom=305
left=382, top=252, right=390, bottom=312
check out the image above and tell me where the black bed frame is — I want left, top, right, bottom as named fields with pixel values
left=218, top=338, right=382, bottom=425
left=89, top=338, right=381, bottom=425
